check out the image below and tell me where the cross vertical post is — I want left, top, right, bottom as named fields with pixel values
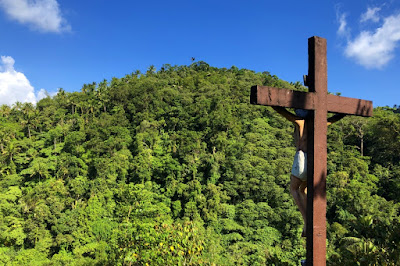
left=306, top=36, right=327, bottom=265
left=249, top=36, right=373, bottom=266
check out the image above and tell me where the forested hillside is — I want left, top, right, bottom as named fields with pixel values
left=0, top=62, right=399, bottom=265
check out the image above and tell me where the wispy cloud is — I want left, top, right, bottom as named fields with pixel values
left=337, top=12, right=349, bottom=38
left=0, top=56, right=49, bottom=106
left=0, top=0, right=70, bottom=33
left=360, top=7, right=381, bottom=23
left=337, top=6, right=400, bottom=69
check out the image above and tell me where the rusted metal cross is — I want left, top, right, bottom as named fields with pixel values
left=250, top=36, right=373, bottom=265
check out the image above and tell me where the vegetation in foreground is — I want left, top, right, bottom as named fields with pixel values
left=0, top=62, right=399, bottom=265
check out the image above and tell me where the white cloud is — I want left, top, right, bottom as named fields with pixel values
left=360, top=7, right=381, bottom=23
left=36, top=88, right=49, bottom=101
left=337, top=12, right=349, bottom=37
left=0, top=55, right=48, bottom=106
left=337, top=5, right=400, bottom=69
left=0, top=0, right=70, bottom=33
left=345, top=13, right=400, bottom=69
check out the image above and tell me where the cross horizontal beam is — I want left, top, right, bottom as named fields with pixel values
left=250, top=85, right=373, bottom=117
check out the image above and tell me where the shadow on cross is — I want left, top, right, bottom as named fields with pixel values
left=356, top=98, right=373, bottom=117
left=307, top=171, right=327, bottom=200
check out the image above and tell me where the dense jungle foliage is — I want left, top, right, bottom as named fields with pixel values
left=0, top=62, right=399, bottom=265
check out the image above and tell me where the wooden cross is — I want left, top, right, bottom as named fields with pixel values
left=250, top=36, right=373, bottom=265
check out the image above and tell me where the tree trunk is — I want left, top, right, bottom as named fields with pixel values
left=360, top=134, right=364, bottom=156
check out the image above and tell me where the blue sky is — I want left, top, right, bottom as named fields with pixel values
left=0, top=0, right=399, bottom=107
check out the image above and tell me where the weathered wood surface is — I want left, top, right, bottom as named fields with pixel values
left=306, top=36, right=328, bottom=266
left=250, top=86, right=316, bottom=110
left=251, top=86, right=373, bottom=117
left=326, top=94, right=372, bottom=117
